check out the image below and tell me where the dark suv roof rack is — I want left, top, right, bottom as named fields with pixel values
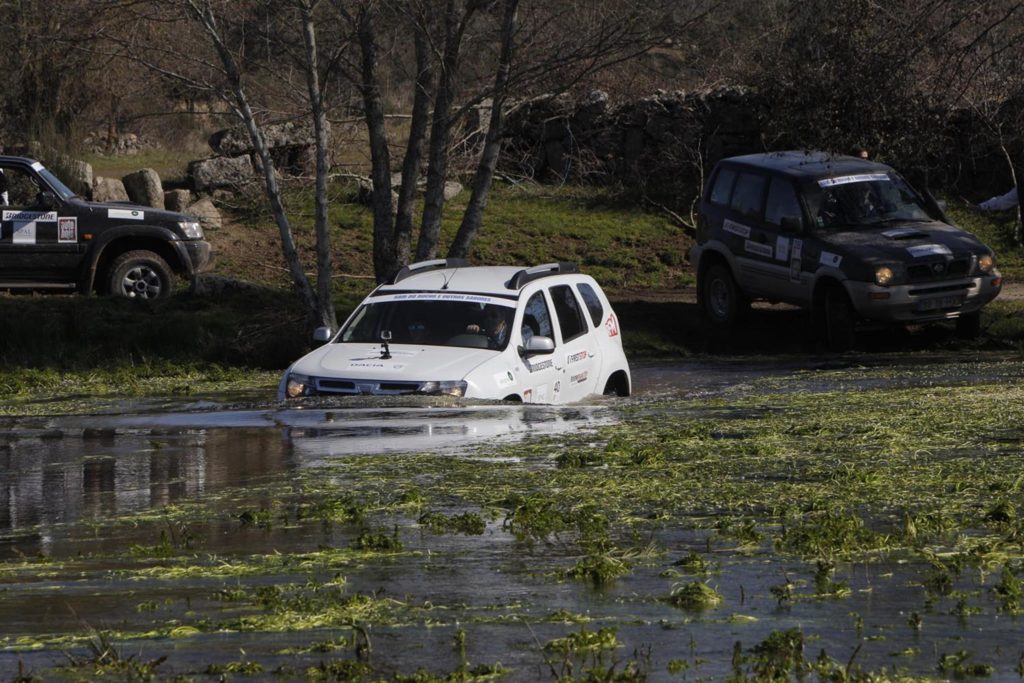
left=506, top=262, right=577, bottom=290
left=391, top=258, right=469, bottom=284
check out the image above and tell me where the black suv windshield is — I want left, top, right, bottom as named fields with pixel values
left=37, top=166, right=77, bottom=200
left=805, top=173, right=931, bottom=230
left=339, top=296, right=516, bottom=350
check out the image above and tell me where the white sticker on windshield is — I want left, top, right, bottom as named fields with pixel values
left=108, top=208, right=145, bottom=220
left=724, top=219, right=751, bottom=238
left=818, top=173, right=889, bottom=188
left=907, top=244, right=952, bottom=258
left=374, top=292, right=516, bottom=307
left=30, top=161, right=44, bottom=172
left=820, top=251, right=843, bottom=267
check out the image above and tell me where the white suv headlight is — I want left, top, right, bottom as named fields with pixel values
left=178, top=221, right=204, bottom=239
left=285, top=373, right=314, bottom=398
left=417, top=380, right=468, bottom=397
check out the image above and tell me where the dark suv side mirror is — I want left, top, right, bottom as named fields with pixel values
left=781, top=216, right=803, bottom=234
left=37, top=191, right=57, bottom=210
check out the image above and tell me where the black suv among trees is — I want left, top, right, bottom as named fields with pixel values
left=0, top=156, right=211, bottom=299
left=690, top=151, right=1002, bottom=349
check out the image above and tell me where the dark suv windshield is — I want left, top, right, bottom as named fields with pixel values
left=805, top=173, right=931, bottom=230
left=339, top=296, right=516, bottom=350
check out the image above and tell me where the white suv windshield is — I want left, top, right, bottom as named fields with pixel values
left=339, top=296, right=517, bottom=350
left=806, top=173, right=931, bottom=229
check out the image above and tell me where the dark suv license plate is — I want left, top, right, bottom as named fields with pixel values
left=916, top=295, right=963, bottom=312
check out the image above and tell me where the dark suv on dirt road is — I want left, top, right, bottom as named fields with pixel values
left=690, top=151, right=1002, bottom=349
left=0, top=155, right=211, bottom=299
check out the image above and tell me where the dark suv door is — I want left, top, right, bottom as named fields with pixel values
left=0, top=162, right=82, bottom=284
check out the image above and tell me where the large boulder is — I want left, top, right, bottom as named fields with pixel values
left=62, top=159, right=94, bottom=199
left=122, top=168, right=164, bottom=208
left=92, top=176, right=129, bottom=202
left=164, top=189, right=192, bottom=213
left=184, top=197, right=222, bottom=232
left=209, top=120, right=318, bottom=156
left=189, top=155, right=257, bottom=193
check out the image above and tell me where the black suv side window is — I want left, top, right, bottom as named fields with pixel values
left=729, top=172, right=767, bottom=219
left=709, top=168, right=736, bottom=206
left=764, top=177, right=803, bottom=229
left=550, top=284, right=587, bottom=342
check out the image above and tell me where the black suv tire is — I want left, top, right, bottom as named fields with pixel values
left=823, top=285, right=856, bottom=351
left=955, top=310, right=981, bottom=339
left=108, top=250, right=174, bottom=299
left=699, top=263, right=745, bottom=326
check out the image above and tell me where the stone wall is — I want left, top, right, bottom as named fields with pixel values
left=500, top=87, right=767, bottom=189
left=498, top=86, right=1022, bottom=196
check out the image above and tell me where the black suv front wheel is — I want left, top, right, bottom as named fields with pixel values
left=108, top=250, right=174, bottom=299
left=699, top=262, right=746, bottom=326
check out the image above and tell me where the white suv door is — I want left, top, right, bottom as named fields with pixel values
left=548, top=283, right=599, bottom=403
left=516, top=289, right=561, bottom=403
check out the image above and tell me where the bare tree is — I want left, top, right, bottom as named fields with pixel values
left=103, top=0, right=344, bottom=328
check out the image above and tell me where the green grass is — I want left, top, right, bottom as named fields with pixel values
left=945, top=203, right=1024, bottom=279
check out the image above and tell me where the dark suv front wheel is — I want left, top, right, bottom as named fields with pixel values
left=699, top=263, right=745, bottom=326
left=108, top=250, right=174, bottom=299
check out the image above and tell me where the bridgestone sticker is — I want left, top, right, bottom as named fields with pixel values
left=58, top=217, right=77, bottom=242
left=745, top=240, right=773, bottom=258
left=817, top=173, right=889, bottom=187
left=723, top=219, right=751, bottom=238
left=108, top=208, right=145, bottom=221
left=528, top=359, right=553, bottom=373
left=776, top=236, right=790, bottom=262
left=907, top=244, right=952, bottom=258
left=820, top=251, right=842, bottom=268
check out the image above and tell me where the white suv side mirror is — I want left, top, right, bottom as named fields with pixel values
left=519, top=335, right=555, bottom=357
left=312, top=326, right=333, bottom=343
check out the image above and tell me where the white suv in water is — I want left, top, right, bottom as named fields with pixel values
left=278, top=260, right=630, bottom=403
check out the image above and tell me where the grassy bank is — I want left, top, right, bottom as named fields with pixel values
left=1, top=181, right=1023, bottom=400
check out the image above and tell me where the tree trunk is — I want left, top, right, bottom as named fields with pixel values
left=394, top=23, right=432, bottom=269
left=187, top=0, right=320, bottom=320
left=300, top=1, right=337, bottom=330
left=415, top=0, right=474, bottom=261
left=357, top=7, right=397, bottom=282
left=448, top=0, right=519, bottom=260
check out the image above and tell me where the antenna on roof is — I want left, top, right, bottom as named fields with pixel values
left=390, top=258, right=469, bottom=284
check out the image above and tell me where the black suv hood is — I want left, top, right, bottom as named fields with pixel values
left=819, top=221, right=989, bottom=261
left=71, top=197, right=189, bottom=225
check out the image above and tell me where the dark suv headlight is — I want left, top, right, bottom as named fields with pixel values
left=177, top=220, right=204, bottom=239
left=978, top=254, right=995, bottom=274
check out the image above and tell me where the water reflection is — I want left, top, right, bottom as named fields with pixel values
left=0, top=402, right=614, bottom=538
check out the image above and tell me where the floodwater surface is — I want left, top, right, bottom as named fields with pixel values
left=2, top=353, right=1024, bottom=680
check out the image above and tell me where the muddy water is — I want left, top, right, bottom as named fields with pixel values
left=1, top=355, right=1023, bottom=680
